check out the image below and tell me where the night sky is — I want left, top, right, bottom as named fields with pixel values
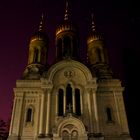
left=0, top=0, right=139, bottom=139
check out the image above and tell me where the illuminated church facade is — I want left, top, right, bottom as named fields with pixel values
left=8, top=2, right=133, bottom=140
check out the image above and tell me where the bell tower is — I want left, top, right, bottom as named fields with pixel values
left=23, top=14, right=49, bottom=79
left=55, top=1, right=79, bottom=60
left=87, top=14, right=112, bottom=79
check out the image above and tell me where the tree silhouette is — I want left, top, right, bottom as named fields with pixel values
left=0, top=119, right=8, bottom=140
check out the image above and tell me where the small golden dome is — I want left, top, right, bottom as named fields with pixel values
left=30, top=31, right=48, bottom=43
left=56, top=20, right=77, bottom=35
left=30, top=14, right=49, bottom=43
left=87, top=31, right=103, bottom=44
left=56, top=1, right=77, bottom=35
left=87, top=14, right=103, bottom=44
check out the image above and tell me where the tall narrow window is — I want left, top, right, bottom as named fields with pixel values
left=26, top=108, right=32, bottom=122
left=71, top=130, right=78, bottom=140
left=66, top=84, right=72, bottom=111
left=41, top=48, right=46, bottom=64
left=73, top=38, right=78, bottom=58
left=57, top=38, right=62, bottom=58
left=96, top=48, right=102, bottom=62
left=62, top=130, right=69, bottom=140
left=75, top=89, right=81, bottom=116
left=64, top=36, right=71, bottom=57
left=106, top=107, right=113, bottom=122
left=34, top=48, right=39, bottom=62
left=58, top=89, right=64, bottom=116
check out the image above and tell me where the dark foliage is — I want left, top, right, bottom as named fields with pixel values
left=0, top=120, right=8, bottom=140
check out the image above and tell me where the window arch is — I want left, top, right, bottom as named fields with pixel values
left=62, top=130, right=78, bottom=140
left=26, top=108, right=32, bottom=122
left=66, top=84, right=73, bottom=112
left=41, top=48, right=47, bottom=64
left=75, top=89, right=81, bottom=116
left=96, top=48, right=102, bottom=62
left=33, top=48, right=39, bottom=62
left=57, top=84, right=83, bottom=116
left=72, top=38, right=78, bottom=57
left=58, top=89, right=64, bottom=116
left=63, top=36, right=71, bottom=57
left=106, top=107, right=113, bottom=122
left=71, top=130, right=78, bottom=140
left=57, top=38, right=62, bottom=58
left=62, top=130, right=69, bottom=140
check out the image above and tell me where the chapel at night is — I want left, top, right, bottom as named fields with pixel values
left=7, top=2, right=133, bottom=140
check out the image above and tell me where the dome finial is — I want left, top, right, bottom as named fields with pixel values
left=64, top=0, right=69, bottom=20
left=39, top=13, right=44, bottom=32
left=91, top=13, right=96, bottom=31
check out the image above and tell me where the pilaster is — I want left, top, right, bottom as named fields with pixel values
left=9, top=97, right=16, bottom=136
left=45, top=90, right=51, bottom=136
left=39, top=92, right=45, bottom=135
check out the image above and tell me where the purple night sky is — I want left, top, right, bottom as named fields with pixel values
left=0, top=0, right=139, bottom=139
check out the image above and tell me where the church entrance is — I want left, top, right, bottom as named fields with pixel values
left=53, top=116, right=88, bottom=140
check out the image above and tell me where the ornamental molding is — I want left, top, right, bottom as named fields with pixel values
left=64, top=69, right=75, bottom=79
left=45, top=59, right=94, bottom=81
left=16, top=80, right=41, bottom=88
left=53, top=116, right=87, bottom=137
left=97, top=87, right=124, bottom=93
left=40, top=78, right=53, bottom=89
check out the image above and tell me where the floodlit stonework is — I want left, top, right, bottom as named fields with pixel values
left=8, top=2, right=133, bottom=140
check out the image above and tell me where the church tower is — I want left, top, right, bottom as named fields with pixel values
left=23, top=14, right=49, bottom=79
left=55, top=1, right=79, bottom=60
left=8, top=2, right=133, bottom=140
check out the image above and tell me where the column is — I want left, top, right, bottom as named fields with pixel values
left=119, top=95, right=129, bottom=133
left=64, top=92, right=66, bottom=114
left=73, top=92, right=75, bottom=113
left=93, top=92, right=99, bottom=133
left=56, top=93, right=58, bottom=116
left=113, top=92, right=121, bottom=125
left=80, top=93, right=83, bottom=114
left=38, top=48, right=40, bottom=62
left=87, top=90, right=94, bottom=133
left=39, top=93, right=45, bottom=135
left=9, top=98, right=17, bottom=135
left=45, top=90, right=51, bottom=136
left=17, top=95, right=24, bottom=135
left=114, top=91, right=129, bottom=133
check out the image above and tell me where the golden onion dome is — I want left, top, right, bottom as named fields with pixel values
left=56, top=20, right=77, bottom=35
left=56, top=1, right=77, bottom=35
left=30, top=31, right=48, bottom=43
left=87, top=30, right=103, bottom=44
left=87, top=14, right=104, bottom=44
left=30, top=14, right=49, bottom=43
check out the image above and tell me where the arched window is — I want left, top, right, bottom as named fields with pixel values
left=62, top=130, right=78, bottom=140
left=58, top=89, right=64, bottom=116
left=26, top=108, right=32, bottom=122
left=28, top=50, right=32, bottom=64
left=62, top=130, right=69, bottom=140
left=34, top=48, right=39, bottom=62
left=71, top=130, right=78, bottom=140
left=96, top=48, right=102, bottom=62
left=72, top=38, right=78, bottom=57
left=106, top=107, right=113, bottom=122
left=75, top=89, right=81, bottom=116
left=41, top=48, right=47, bottom=64
left=63, top=36, right=71, bottom=57
left=57, top=38, right=62, bottom=58
left=66, top=84, right=72, bottom=112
